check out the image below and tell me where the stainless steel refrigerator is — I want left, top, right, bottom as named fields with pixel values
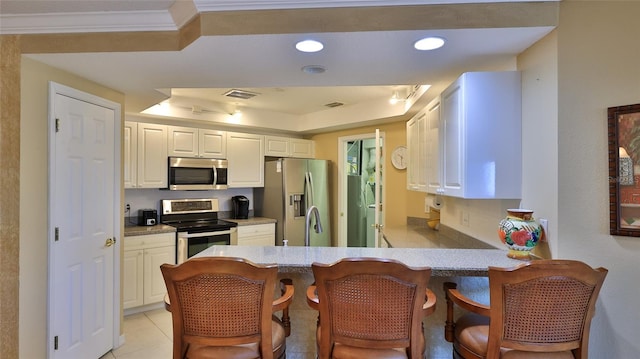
left=254, top=158, right=331, bottom=246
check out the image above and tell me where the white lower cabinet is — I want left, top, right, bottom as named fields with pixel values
left=237, top=223, right=275, bottom=246
left=123, top=232, right=175, bottom=310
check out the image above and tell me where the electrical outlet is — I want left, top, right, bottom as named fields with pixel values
left=424, top=197, right=430, bottom=213
left=126, top=203, right=131, bottom=212
left=540, top=218, right=549, bottom=243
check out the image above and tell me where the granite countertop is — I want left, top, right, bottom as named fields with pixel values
left=124, top=224, right=176, bottom=236
left=194, top=245, right=524, bottom=276
left=382, top=224, right=496, bottom=249
left=225, top=217, right=277, bottom=226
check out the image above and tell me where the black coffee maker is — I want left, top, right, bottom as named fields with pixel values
left=231, top=195, right=250, bottom=219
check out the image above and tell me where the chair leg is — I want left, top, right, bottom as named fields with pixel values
left=443, top=282, right=457, bottom=343
left=280, top=279, right=292, bottom=336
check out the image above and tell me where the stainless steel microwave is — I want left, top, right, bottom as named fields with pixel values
left=168, top=157, right=228, bottom=190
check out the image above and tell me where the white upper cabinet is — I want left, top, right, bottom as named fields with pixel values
left=438, top=71, right=522, bottom=199
left=290, top=138, right=315, bottom=158
left=227, top=132, right=264, bottom=187
left=265, top=135, right=315, bottom=158
left=168, top=126, right=226, bottom=158
left=406, top=110, right=426, bottom=191
left=124, top=121, right=137, bottom=189
left=125, top=122, right=167, bottom=189
left=425, top=97, right=442, bottom=194
left=407, top=96, right=440, bottom=193
left=137, top=123, right=168, bottom=188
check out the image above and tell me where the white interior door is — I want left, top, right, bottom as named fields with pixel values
left=49, top=83, right=121, bottom=358
left=338, top=132, right=384, bottom=247
left=374, top=129, right=384, bottom=247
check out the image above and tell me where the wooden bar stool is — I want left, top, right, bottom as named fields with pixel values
left=444, top=259, right=607, bottom=359
left=161, top=257, right=294, bottom=359
left=306, top=257, right=436, bottom=359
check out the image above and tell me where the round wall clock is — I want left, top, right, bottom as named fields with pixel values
left=391, top=146, right=407, bottom=170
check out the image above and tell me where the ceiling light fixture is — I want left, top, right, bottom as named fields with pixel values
left=414, top=36, right=446, bottom=51
left=231, top=109, right=242, bottom=119
left=296, top=39, right=324, bottom=53
left=389, top=91, right=405, bottom=105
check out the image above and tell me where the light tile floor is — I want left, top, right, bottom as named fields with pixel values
left=100, top=273, right=489, bottom=359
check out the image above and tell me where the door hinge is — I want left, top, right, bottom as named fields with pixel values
left=54, top=335, right=58, bottom=350
left=55, top=227, right=59, bottom=242
left=55, top=118, right=60, bottom=132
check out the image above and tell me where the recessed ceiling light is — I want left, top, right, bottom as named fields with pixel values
left=296, top=39, right=324, bottom=53
left=414, top=37, right=445, bottom=51
left=301, top=65, right=326, bottom=74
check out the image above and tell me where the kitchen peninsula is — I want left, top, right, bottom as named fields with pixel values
left=195, top=245, right=524, bottom=276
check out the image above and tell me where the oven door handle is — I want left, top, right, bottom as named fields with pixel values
left=179, top=228, right=237, bottom=238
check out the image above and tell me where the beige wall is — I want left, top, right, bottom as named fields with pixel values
left=438, top=2, right=640, bottom=356
left=19, top=57, right=125, bottom=358
left=311, top=121, right=422, bottom=241
left=556, top=1, right=640, bottom=356
left=6, top=1, right=640, bottom=357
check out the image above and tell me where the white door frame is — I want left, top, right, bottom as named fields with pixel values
left=47, top=82, right=122, bottom=357
left=337, top=132, right=385, bottom=247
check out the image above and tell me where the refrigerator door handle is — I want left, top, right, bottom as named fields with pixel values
left=307, top=171, right=316, bottom=207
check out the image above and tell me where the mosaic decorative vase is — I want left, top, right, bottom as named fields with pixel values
left=498, top=209, right=542, bottom=259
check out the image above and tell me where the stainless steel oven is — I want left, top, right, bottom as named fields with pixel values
left=176, top=228, right=237, bottom=264
left=161, top=198, right=238, bottom=264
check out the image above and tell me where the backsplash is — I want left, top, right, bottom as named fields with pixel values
left=124, top=188, right=253, bottom=224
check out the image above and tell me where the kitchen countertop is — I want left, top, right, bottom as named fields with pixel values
left=382, top=224, right=496, bottom=249
left=225, top=217, right=277, bottom=226
left=194, top=245, right=524, bottom=276
left=124, top=224, right=176, bottom=236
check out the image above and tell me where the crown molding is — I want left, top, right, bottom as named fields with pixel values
left=0, top=10, right=178, bottom=35
left=191, top=0, right=547, bottom=12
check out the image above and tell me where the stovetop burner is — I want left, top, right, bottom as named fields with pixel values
left=160, top=198, right=237, bottom=233
left=167, top=219, right=237, bottom=232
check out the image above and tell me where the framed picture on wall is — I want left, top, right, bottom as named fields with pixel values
left=608, top=103, right=640, bottom=236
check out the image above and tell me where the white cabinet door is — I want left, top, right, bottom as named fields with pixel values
left=439, top=71, right=522, bottom=199
left=124, top=121, right=138, bottom=189
left=425, top=97, right=442, bottom=194
left=122, top=249, right=143, bottom=309
left=407, top=110, right=426, bottom=191
left=124, top=233, right=175, bottom=309
left=168, top=126, right=227, bottom=158
left=441, top=80, right=464, bottom=196
left=168, top=126, right=198, bottom=157
left=264, top=136, right=290, bottom=157
left=199, top=129, right=227, bottom=158
left=143, top=245, right=175, bottom=304
left=290, top=138, right=315, bottom=158
left=137, top=123, right=168, bottom=188
left=227, top=132, right=264, bottom=187
left=237, top=223, right=275, bottom=246
left=265, top=136, right=315, bottom=158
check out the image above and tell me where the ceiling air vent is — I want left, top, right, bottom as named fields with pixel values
left=324, top=102, right=344, bottom=108
left=223, top=89, right=260, bottom=100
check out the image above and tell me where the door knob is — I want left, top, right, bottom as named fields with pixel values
left=105, top=237, right=116, bottom=247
